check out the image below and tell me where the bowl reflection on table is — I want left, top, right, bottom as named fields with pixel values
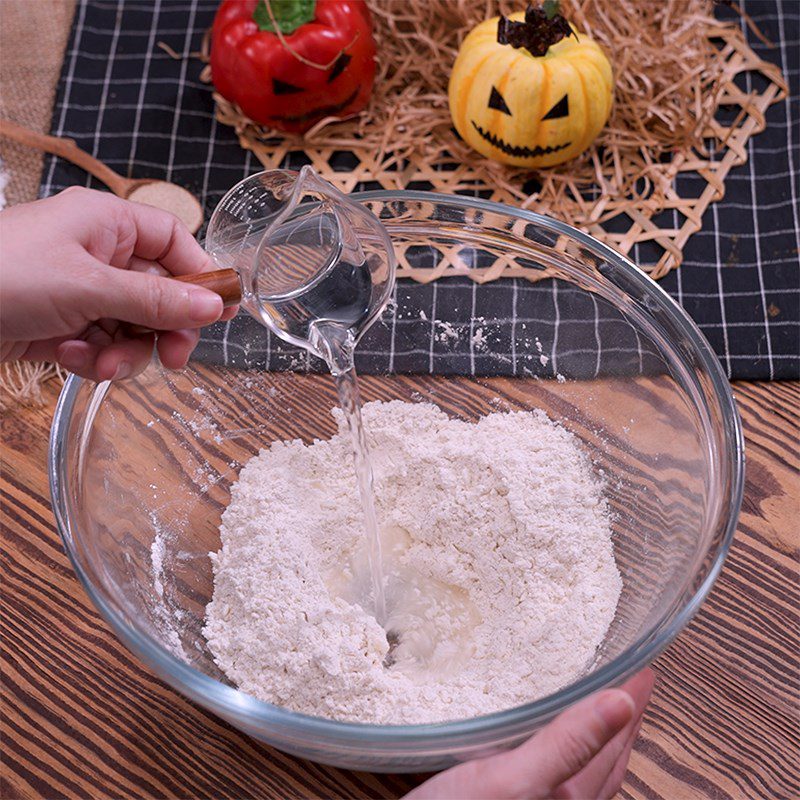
left=49, top=193, right=743, bottom=772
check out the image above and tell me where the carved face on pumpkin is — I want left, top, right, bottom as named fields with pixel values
left=448, top=11, right=613, bottom=168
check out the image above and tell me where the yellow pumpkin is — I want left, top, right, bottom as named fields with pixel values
left=448, top=9, right=613, bottom=168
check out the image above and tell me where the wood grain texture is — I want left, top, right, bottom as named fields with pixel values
left=1, top=379, right=798, bottom=800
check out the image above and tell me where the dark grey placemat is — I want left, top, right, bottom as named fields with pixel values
left=39, top=0, right=800, bottom=379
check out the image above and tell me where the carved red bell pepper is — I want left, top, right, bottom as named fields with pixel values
left=210, top=0, right=376, bottom=133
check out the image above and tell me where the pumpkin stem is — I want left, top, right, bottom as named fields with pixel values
left=497, top=3, right=575, bottom=57
left=253, top=0, right=316, bottom=35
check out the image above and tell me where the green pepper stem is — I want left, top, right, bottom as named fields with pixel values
left=253, top=0, right=316, bottom=35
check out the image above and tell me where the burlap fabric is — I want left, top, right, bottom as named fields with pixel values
left=0, top=0, right=76, bottom=205
left=0, top=0, right=75, bottom=404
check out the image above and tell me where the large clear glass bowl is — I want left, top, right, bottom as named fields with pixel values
left=49, top=192, right=744, bottom=772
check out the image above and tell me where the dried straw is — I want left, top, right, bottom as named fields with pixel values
left=0, top=361, right=65, bottom=408
left=209, top=0, right=750, bottom=213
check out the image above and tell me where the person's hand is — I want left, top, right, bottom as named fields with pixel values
left=407, top=669, right=654, bottom=800
left=0, top=187, right=236, bottom=381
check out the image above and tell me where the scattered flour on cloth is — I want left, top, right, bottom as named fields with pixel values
left=203, top=401, right=621, bottom=724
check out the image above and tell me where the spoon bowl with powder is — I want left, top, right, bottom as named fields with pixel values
left=0, top=117, right=203, bottom=233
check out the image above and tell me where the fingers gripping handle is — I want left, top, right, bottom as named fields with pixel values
left=175, top=269, right=242, bottom=307
left=125, top=269, right=242, bottom=336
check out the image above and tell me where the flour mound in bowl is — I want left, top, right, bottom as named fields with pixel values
left=203, top=401, right=622, bottom=725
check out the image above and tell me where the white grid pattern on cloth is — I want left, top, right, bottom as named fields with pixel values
left=743, top=10, right=776, bottom=380
left=38, top=0, right=800, bottom=380
left=713, top=199, right=733, bottom=376
left=428, top=281, right=438, bottom=374
left=90, top=0, right=123, bottom=175
left=126, top=0, right=161, bottom=177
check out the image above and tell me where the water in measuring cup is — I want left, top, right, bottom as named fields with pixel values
left=252, top=257, right=373, bottom=343
left=248, top=206, right=378, bottom=344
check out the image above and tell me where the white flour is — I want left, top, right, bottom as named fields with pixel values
left=203, top=401, right=621, bottom=724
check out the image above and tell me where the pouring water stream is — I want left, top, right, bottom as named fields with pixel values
left=316, top=328, right=387, bottom=625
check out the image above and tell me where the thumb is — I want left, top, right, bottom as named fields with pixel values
left=406, top=689, right=635, bottom=800
left=88, top=264, right=224, bottom=330
left=516, top=689, right=636, bottom=793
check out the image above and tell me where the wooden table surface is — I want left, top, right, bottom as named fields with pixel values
left=1, top=378, right=798, bottom=800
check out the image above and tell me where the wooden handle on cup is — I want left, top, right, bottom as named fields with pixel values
left=174, top=268, right=242, bottom=307
left=125, top=269, right=242, bottom=335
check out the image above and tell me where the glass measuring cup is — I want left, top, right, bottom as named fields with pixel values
left=204, top=166, right=396, bottom=372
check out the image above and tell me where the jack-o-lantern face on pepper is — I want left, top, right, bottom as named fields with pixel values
left=211, top=0, right=376, bottom=134
left=448, top=6, right=613, bottom=168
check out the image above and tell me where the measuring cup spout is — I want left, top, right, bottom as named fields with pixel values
left=309, top=321, right=357, bottom=377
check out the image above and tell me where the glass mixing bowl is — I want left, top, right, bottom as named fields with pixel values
left=49, top=192, right=744, bottom=772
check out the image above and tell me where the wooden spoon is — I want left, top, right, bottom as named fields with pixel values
left=0, top=118, right=204, bottom=234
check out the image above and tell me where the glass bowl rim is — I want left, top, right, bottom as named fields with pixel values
left=49, top=190, right=744, bottom=745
